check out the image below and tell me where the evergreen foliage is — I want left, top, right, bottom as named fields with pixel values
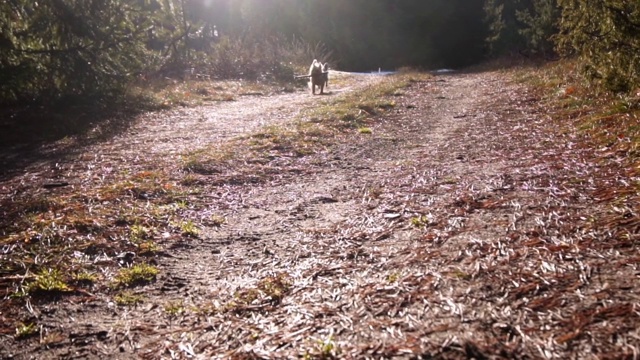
left=556, top=0, right=640, bottom=92
left=516, top=0, right=559, bottom=56
left=483, top=0, right=559, bottom=56
left=0, top=0, right=166, bottom=104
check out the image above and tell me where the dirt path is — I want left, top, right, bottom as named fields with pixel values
left=101, top=71, right=380, bottom=158
left=2, top=70, right=639, bottom=359
left=0, top=71, right=380, bottom=184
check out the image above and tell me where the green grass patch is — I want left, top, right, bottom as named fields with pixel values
left=114, top=291, right=145, bottom=306
left=113, top=263, right=159, bottom=288
left=134, top=78, right=293, bottom=108
left=257, top=272, right=293, bottom=302
left=0, top=175, right=179, bottom=303
left=178, top=220, right=200, bottom=237
left=164, top=300, right=186, bottom=316
left=182, top=148, right=235, bottom=174
left=304, top=72, right=427, bottom=130
left=71, top=271, right=98, bottom=287
left=14, top=322, right=38, bottom=339
left=26, top=268, right=71, bottom=295
left=229, top=272, right=293, bottom=310
left=410, top=214, right=436, bottom=228
left=449, top=269, right=472, bottom=281
left=129, top=224, right=151, bottom=243
left=137, top=240, right=161, bottom=254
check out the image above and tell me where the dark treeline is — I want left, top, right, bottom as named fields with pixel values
left=177, top=0, right=490, bottom=70
left=1, top=0, right=638, bottom=105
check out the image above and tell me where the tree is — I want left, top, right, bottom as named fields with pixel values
left=484, top=0, right=528, bottom=55
left=556, top=0, right=640, bottom=92
left=484, top=0, right=560, bottom=56
left=516, top=0, right=559, bottom=56
left=0, top=0, right=179, bottom=104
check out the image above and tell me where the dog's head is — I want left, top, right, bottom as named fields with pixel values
left=310, top=59, right=322, bottom=75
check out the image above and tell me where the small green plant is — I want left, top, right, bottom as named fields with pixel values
left=72, top=271, right=98, bottom=286
left=376, top=100, right=396, bottom=109
left=410, top=214, right=435, bottom=228
left=358, top=127, right=373, bottom=134
left=305, top=335, right=339, bottom=359
left=179, top=220, right=200, bottom=237
left=188, top=302, right=218, bottom=316
left=26, top=268, right=71, bottom=294
left=320, top=336, right=337, bottom=357
left=9, top=289, right=28, bottom=299
left=175, top=199, right=189, bottom=209
left=386, top=272, right=400, bottom=283
left=114, top=291, right=144, bottom=306
left=15, top=322, right=38, bottom=339
left=442, top=177, right=458, bottom=185
left=258, top=272, right=292, bottom=302
left=230, top=273, right=292, bottom=308
left=164, top=300, right=185, bottom=316
left=138, top=240, right=160, bottom=254
left=234, top=288, right=261, bottom=305
left=129, top=224, right=150, bottom=243
left=210, top=215, right=226, bottom=227
left=450, top=269, right=471, bottom=281
left=367, top=186, right=383, bottom=199
left=113, top=263, right=159, bottom=288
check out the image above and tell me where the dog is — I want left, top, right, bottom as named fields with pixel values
left=308, top=59, right=325, bottom=95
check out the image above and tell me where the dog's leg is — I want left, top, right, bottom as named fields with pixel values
left=322, top=63, right=329, bottom=89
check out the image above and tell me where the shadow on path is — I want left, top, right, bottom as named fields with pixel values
left=0, top=97, right=154, bottom=182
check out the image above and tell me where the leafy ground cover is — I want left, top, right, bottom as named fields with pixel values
left=1, top=63, right=639, bottom=359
